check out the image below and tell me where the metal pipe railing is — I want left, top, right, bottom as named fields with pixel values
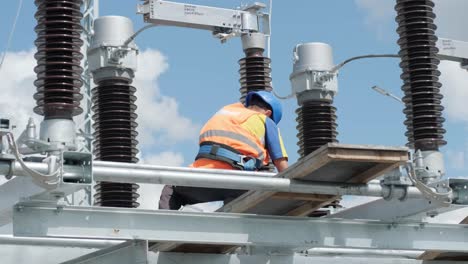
left=305, top=248, right=423, bottom=258
left=0, top=160, right=426, bottom=200
left=0, top=235, right=124, bottom=248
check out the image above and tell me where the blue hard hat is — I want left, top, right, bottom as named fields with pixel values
left=245, top=91, right=283, bottom=124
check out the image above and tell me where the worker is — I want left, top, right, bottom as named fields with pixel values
left=159, top=91, right=288, bottom=210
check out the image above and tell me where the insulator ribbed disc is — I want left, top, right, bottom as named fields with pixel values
left=395, top=0, right=446, bottom=150
left=94, top=183, right=140, bottom=208
left=296, top=101, right=338, bottom=158
left=34, top=0, right=84, bottom=119
left=238, top=56, right=273, bottom=103
left=92, top=78, right=140, bottom=208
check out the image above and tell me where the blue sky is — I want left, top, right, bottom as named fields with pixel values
left=0, top=0, right=467, bottom=181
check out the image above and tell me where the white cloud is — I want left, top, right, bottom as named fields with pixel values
left=434, top=0, right=468, bottom=41
left=354, top=0, right=395, bottom=39
left=355, top=0, right=468, bottom=42
left=440, top=61, right=468, bottom=123
left=137, top=152, right=185, bottom=209
left=134, top=49, right=200, bottom=147
left=445, top=149, right=465, bottom=170
left=433, top=1, right=468, bottom=127
left=141, top=151, right=185, bottom=166
left=355, top=0, right=394, bottom=22
left=439, top=61, right=468, bottom=172
left=138, top=183, right=163, bottom=210
left=0, top=48, right=198, bottom=152
left=0, top=49, right=198, bottom=210
left=0, top=49, right=39, bottom=138
left=0, top=48, right=200, bottom=148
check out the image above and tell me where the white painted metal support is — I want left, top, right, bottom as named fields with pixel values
left=0, top=176, right=47, bottom=226
left=0, top=246, right=97, bottom=264
left=0, top=244, right=465, bottom=264
left=153, top=252, right=468, bottom=264
left=329, top=198, right=466, bottom=221
left=76, top=0, right=98, bottom=207
left=0, top=174, right=88, bottom=227
left=0, top=235, right=124, bottom=248
left=305, top=248, right=423, bottom=258
left=1, top=158, right=431, bottom=228
left=137, top=0, right=266, bottom=34
left=61, top=240, right=147, bottom=264
left=12, top=204, right=468, bottom=253
left=79, top=0, right=98, bottom=153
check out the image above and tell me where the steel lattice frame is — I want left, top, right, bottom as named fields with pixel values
left=78, top=0, right=98, bottom=154
left=73, top=0, right=98, bottom=206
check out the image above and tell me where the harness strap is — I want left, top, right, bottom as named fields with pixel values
left=196, top=142, right=263, bottom=171
left=199, top=130, right=265, bottom=161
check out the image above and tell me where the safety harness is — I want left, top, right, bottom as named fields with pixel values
left=196, top=142, right=263, bottom=171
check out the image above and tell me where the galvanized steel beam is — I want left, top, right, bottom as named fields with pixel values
left=12, top=204, right=468, bottom=253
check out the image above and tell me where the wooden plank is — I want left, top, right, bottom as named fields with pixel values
left=418, top=216, right=468, bottom=260
left=285, top=195, right=339, bottom=216
left=272, top=192, right=331, bottom=201
left=347, top=163, right=401, bottom=184
left=219, top=191, right=273, bottom=213
left=154, top=143, right=409, bottom=253
left=279, top=163, right=398, bottom=217
left=226, top=161, right=406, bottom=215
left=150, top=242, right=235, bottom=254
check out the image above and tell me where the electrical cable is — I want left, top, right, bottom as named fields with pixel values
left=0, top=0, right=23, bottom=71
left=330, top=54, right=400, bottom=73
left=6, top=133, right=60, bottom=190
left=123, top=24, right=157, bottom=47
left=315, top=54, right=400, bottom=85
left=273, top=90, right=294, bottom=100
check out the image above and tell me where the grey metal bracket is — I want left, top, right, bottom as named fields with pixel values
left=60, top=240, right=147, bottom=264
left=329, top=197, right=467, bottom=221
left=437, top=38, right=468, bottom=69
left=137, top=0, right=270, bottom=42
left=433, top=178, right=468, bottom=205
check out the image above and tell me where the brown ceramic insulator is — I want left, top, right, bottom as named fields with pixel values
left=238, top=52, right=273, bottom=103
left=92, top=78, right=140, bottom=208
left=34, top=0, right=84, bottom=119
left=296, top=100, right=338, bottom=158
left=395, top=0, right=446, bottom=150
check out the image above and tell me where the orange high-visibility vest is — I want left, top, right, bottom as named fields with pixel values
left=198, top=102, right=269, bottom=166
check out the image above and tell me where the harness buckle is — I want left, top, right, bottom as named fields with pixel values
left=237, top=155, right=262, bottom=171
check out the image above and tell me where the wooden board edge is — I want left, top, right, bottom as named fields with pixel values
left=218, top=190, right=274, bottom=213
left=272, top=192, right=332, bottom=201
left=328, top=148, right=408, bottom=163
left=285, top=195, right=340, bottom=216
left=348, top=162, right=402, bottom=183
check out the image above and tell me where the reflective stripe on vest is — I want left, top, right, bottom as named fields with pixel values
left=199, top=129, right=265, bottom=161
